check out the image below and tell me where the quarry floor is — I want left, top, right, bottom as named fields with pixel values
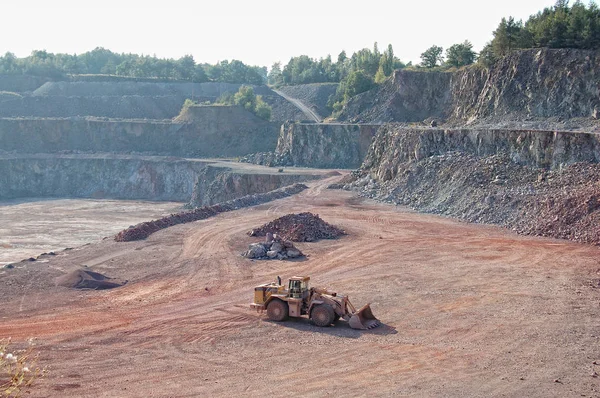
left=1, top=176, right=600, bottom=397
left=0, top=198, right=183, bottom=266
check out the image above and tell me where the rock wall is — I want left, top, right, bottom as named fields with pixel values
left=275, top=122, right=379, bottom=168
left=0, top=107, right=279, bottom=157
left=23, top=81, right=300, bottom=121
left=340, top=48, right=600, bottom=124
left=362, top=125, right=600, bottom=181
left=0, top=75, right=50, bottom=93
left=0, top=95, right=184, bottom=119
left=188, top=165, right=319, bottom=206
left=0, top=154, right=209, bottom=201
left=32, top=81, right=273, bottom=98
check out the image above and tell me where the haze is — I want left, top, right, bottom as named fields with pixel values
left=2, top=0, right=557, bottom=66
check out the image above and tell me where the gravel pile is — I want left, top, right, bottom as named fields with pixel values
left=242, top=233, right=303, bottom=260
left=248, top=212, right=345, bottom=242
left=115, top=183, right=308, bottom=242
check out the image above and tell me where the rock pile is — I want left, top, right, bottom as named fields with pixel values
left=115, top=183, right=308, bottom=242
left=248, top=212, right=345, bottom=242
left=242, top=233, right=303, bottom=260
left=345, top=151, right=600, bottom=246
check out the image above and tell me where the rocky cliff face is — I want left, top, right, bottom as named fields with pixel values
left=0, top=107, right=279, bottom=157
left=187, top=165, right=319, bottom=207
left=275, top=122, right=377, bottom=168
left=340, top=48, right=600, bottom=124
left=0, top=154, right=209, bottom=201
left=245, top=122, right=379, bottom=168
left=362, top=125, right=600, bottom=181
left=0, top=154, right=323, bottom=204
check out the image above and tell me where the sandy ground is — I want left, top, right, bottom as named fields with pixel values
left=0, top=199, right=183, bottom=266
left=1, top=176, right=600, bottom=397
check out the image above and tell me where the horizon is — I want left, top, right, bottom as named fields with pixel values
left=2, top=0, right=560, bottom=67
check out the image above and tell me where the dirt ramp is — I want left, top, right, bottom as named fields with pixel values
left=56, top=269, right=126, bottom=290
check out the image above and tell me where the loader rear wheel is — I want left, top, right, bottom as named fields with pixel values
left=311, top=304, right=335, bottom=327
left=267, top=299, right=288, bottom=322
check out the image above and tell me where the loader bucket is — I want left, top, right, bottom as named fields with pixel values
left=348, top=303, right=380, bottom=330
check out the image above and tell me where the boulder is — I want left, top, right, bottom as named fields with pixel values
left=266, top=250, right=278, bottom=259
left=244, top=243, right=267, bottom=259
left=286, top=248, right=302, bottom=258
left=270, top=242, right=284, bottom=252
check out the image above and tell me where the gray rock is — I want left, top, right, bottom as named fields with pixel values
left=270, top=242, right=283, bottom=253
left=266, top=250, right=278, bottom=259
left=286, top=248, right=302, bottom=258
left=244, top=244, right=266, bottom=259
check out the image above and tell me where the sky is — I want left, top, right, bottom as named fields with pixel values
left=0, top=0, right=558, bottom=67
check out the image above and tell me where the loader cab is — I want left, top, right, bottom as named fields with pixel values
left=288, top=276, right=310, bottom=299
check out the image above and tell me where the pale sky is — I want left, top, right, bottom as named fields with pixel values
left=0, top=0, right=558, bottom=67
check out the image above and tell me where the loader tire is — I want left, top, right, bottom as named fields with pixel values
left=267, top=299, right=288, bottom=322
left=311, top=304, right=335, bottom=327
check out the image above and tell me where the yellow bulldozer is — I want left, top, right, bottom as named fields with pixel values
left=250, top=276, right=380, bottom=329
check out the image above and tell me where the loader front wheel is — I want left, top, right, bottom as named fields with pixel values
left=311, top=304, right=335, bottom=327
left=267, top=299, right=289, bottom=322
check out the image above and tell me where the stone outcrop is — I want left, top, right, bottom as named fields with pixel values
left=242, top=122, right=379, bottom=168
left=339, top=48, right=600, bottom=125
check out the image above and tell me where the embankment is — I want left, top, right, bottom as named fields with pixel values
left=188, top=165, right=319, bottom=207
left=115, top=183, right=309, bottom=242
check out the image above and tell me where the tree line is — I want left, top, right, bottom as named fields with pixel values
left=1, top=1, right=599, bottom=107
left=420, top=1, right=600, bottom=69
left=0, top=47, right=267, bottom=84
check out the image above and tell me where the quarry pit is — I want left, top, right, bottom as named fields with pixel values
left=2, top=48, right=600, bottom=397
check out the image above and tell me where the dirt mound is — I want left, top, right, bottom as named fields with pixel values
left=249, top=212, right=345, bottom=242
left=56, top=269, right=125, bottom=290
left=115, top=183, right=308, bottom=242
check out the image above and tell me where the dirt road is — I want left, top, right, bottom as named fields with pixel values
left=2, top=177, right=600, bottom=397
left=273, top=89, right=322, bottom=122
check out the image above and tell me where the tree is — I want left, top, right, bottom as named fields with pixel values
left=233, top=85, right=257, bottom=111
left=477, top=42, right=497, bottom=67
left=254, top=96, right=272, bottom=120
left=231, top=85, right=272, bottom=120
left=344, top=70, right=375, bottom=100
left=268, top=62, right=283, bottom=86
left=420, top=45, right=444, bottom=68
left=491, top=17, right=525, bottom=57
left=445, top=41, right=477, bottom=68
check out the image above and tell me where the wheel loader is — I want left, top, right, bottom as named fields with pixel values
left=250, top=276, right=380, bottom=329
